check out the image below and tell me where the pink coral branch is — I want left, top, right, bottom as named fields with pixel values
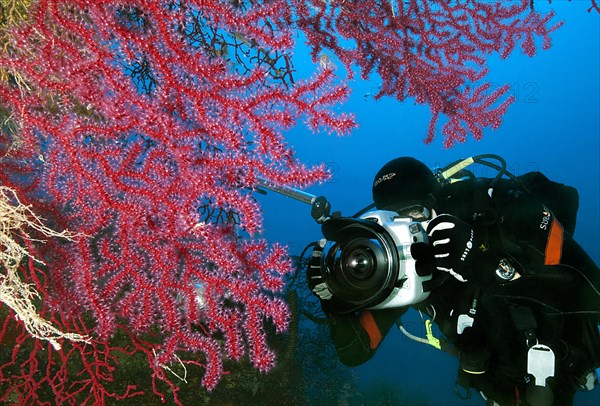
left=0, top=0, right=353, bottom=402
left=294, top=0, right=562, bottom=146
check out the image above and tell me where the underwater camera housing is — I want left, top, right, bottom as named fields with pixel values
left=315, top=210, right=432, bottom=314
left=253, top=178, right=432, bottom=314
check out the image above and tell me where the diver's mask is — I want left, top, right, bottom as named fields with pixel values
left=309, top=210, right=432, bottom=314
left=395, top=204, right=431, bottom=221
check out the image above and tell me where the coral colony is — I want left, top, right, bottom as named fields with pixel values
left=296, top=0, right=562, bottom=146
left=0, top=0, right=575, bottom=404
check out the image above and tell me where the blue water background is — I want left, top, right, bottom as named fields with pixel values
left=258, top=2, right=599, bottom=405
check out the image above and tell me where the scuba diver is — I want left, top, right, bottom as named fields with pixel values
left=303, top=155, right=600, bottom=406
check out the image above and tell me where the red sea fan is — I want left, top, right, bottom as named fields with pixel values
left=0, top=0, right=353, bottom=401
left=293, top=0, right=563, bottom=146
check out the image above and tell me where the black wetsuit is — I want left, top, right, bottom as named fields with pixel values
left=319, top=172, right=600, bottom=405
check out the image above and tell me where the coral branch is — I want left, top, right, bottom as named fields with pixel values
left=0, top=186, right=88, bottom=350
left=0, top=0, right=353, bottom=402
left=294, top=0, right=562, bottom=146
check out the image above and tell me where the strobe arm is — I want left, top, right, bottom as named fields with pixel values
left=255, top=177, right=331, bottom=223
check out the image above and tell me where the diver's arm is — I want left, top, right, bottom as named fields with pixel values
left=561, top=236, right=600, bottom=292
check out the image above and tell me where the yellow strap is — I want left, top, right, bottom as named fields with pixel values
left=425, top=319, right=441, bottom=349
left=441, top=157, right=475, bottom=180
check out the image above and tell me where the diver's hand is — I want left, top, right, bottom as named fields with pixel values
left=410, top=241, right=435, bottom=277
left=425, top=214, right=479, bottom=282
left=307, top=240, right=333, bottom=301
left=312, top=282, right=333, bottom=300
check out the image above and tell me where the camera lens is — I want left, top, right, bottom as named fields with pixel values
left=319, top=217, right=400, bottom=311
left=324, top=236, right=396, bottom=304
left=343, top=247, right=375, bottom=279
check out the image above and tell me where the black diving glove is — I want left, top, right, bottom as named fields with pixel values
left=412, top=214, right=480, bottom=282
left=306, top=240, right=333, bottom=301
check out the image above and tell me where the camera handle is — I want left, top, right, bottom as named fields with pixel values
left=255, top=177, right=332, bottom=224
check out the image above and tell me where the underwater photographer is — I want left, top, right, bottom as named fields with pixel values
left=302, top=155, right=600, bottom=406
